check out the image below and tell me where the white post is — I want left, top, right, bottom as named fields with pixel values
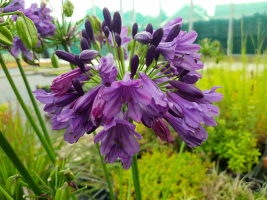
left=132, top=0, right=136, bottom=23
left=188, top=0, right=194, bottom=32
left=227, top=0, right=234, bottom=56
left=92, top=0, right=96, bottom=16
left=120, top=0, right=124, bottom=24
left=159, top=1, right=162, bottom=26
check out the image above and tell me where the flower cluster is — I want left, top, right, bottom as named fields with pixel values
left=33, top=7, right=222, bottom=169
left=4, top=0, right=56, bottom=60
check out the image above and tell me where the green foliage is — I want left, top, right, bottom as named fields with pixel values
left=198, top=38, right=223, bottom=63
left=112, top=148, right=211, bottom=199
left=195, top=119, right=260, bottom=173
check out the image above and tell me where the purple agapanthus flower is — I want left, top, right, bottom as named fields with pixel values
left=32, top=8, right=223, bottom=170
left=94, top=112, right=142, bottom=170
left=10, top=36, right=33, bottom=60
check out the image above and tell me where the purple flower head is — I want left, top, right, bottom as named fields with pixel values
left=113, top=11, right=122, bottom=35
left=170, top=80, right=204, bottom=98
left=164, top=113, right=207, bottom=147
left=151, top=28, right=163, bottom=47
left=100, top=72, right=152, bottom=122
left=131, top=54, right=139, bottom=78
left=134, top=31, right=153, bottom=45
left=152, top=119, right=174, bottom=144
left=132, top=23, right=138, bottom=39
left=10, top=36, right=33, bottom=61
left=1, top=0, right=25, bottom=13
left=146, top=45, right=155, bottom=67
left=146, top=23, right=153, bottom=34
left=95, top=53, right=118, bottom=86
left=50, top=66, right=90, bottom=97
left=94, top=113, right=143, bottom=170
left=55, top=50, right=77, bottom=65
left=108, top=26, right=131, bottom=47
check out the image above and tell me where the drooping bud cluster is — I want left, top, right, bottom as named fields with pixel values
left=33, top=7, right=223, bottom=170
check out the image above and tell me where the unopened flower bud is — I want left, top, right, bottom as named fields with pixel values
left=81, top=37, right=90, bottom=51
left=103, top=26, right=110, bottom=38
left=55, top=93, right=80, bottom=107
left=115, top=34, right=121, bottom=47
left=134, top=31, right=152, bottom=44
left=6, top=175, right=21, bottom=196
left=75, top=55, right=85, bottom=72
left=113, top=11, right=122, bottom=35
left=132, top=23, right=138, bottom=39
left=72, top=78, right=84, bottom=96
left=0, top=26, right=13, bottom=46
left=102, top=20, right=106, bottom=31
left=131, top=54, right=139, bottom=77
left=59, top=169, right=75, bottom=180
left=146, top=23, right=153, bottom=34
left=155, top=48, right=160, bottom=61
left=85, top=19, right=95, bottom=43
left=103, top=7, right=112, bottom=31
left=55, top=182, right=71, bottom=200
left=55, top=50, right=77, bottom=65
left=80, top=49, right=99, bottom=62
left=51, top=53, right=60, bottom=68
left=146, top=45, right=155, bottom=67
left=165, top=24, right=181, bottom=42
left=170, top=80, right=204, bottom=98
left=152, top=119, right=174, bottom=144
left=82, top=29, right=91, bottom=48
left=151, top=28, right=163, bottom=47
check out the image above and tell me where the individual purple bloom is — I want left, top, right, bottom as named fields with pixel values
left=10, top=36, right=33, bottom=61
left=161, top=17, right=183, bottom=42
left=94, top=113, right=143, bottom=170
left=139, top=72, right=170, bottom=119
left=170, top=80, right=204, bottom=98
left=152, top=119, right=174, bottom=144
left=113, top=11, right=122, bottom=35
left=94, top=53, right=118, bottom=86
left=108, top=26, right=131, bottom=47
left=100, top=72, right=152, bottom=122
left=157, top=40, right=177, bottom=61
left=134, top=31, right=153, bottom=45
left=55, top=93, right=80, bottom=107
left=55, top=50, right=77, bottom=65
left=35, top=19, right=56, bottom=37
left=132, top=23, right=138, bottom=39
left=131, top=54, right=139, bottom=77
left=151, top=28, right=163, bottom=47
left=146, top=45, right=155, bottom=67
left=164, top=112, right=207, bottom=147
left=50, top=66, right=91, bottom=97
left=1, top=0, right=25, bottom=13
left=90, top=86, right=106, bottom=125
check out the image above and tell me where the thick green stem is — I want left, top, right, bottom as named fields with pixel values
left=119, top=46, right=126, bottom=75
left=131, top=154, right=142, bottom=200
left=0, top=21, right=9, bottom=27
left=0, top=53, right=56, bottom=164
left=62, top=43, right=75, bottom=70
left=93, top=131, right=115, bottom=200
left=126, top=168, right=132, bottom=200
left=128, top=40, right=136, bottom=71
left=0, top=185, right=13, bottom=200
left=0, top=11, right=19, bottom=17
left=162, top=142, right=186, bottom=200
left=0, top=131, right=42, bottom=195
left=119, top=164, right=123, bottom=200
left=16, top=59, right=54, bottom=152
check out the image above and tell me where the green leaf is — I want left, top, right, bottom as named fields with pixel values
left=6, top=175, right=21, bottom=196
left=0, top=26, right=13, bottom=46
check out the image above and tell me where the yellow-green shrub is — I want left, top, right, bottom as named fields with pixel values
left=112, top=148, right=211, bottom=199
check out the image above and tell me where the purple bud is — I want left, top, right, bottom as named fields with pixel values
left=165, top=24, right=181, bottom=42
left=103, top=26, right=109, bottom=38
left=170, top=80, right=204, bottom=98
left=72, top=78, right=84, bottom=96
left=132, top=23, right=138, bottom=39
left=85, top=19, right=95, bottom=43
left=55, top=50, right=77, bottom=65
left=179, top=69, right=190, bottom=78
left=168, top=104, right=183, bottom=118
left=131, top=54, right=139, bottom=77
left=134, top=31, right=153, bottom=44
left=80, top=50, right=99, bottom=62
left=146, top=45, right=155, bottom=67
left=55, top=93, right=80, bottom=107
left=82, top=29, right=91, bottom=47
left=151, top=28, right=163, bottom=47
left=75, top=55, right=85, bottom=73
left=102, top=21, right=106, bottom=31
left=152, top=119, right=174, bottom=144
left=81, top=37, right=90, bottom=51
left=155, top=48, right=160, bottom=61
left=113, top=11, right=122, bottom=35
left=103, top=7, right=112, bottom=31
left=146, top=23, right=153, bottom=34
left=115, top=34, right=121, bottom=47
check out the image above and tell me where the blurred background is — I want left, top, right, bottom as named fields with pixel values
left=1, top=0, right=267, bottom=199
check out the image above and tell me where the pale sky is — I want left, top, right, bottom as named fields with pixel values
left=26, top=0, right=267, bottom=21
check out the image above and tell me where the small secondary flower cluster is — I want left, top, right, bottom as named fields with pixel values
left=2, top=0, right=56, bottom=60
left=33, top=8, right=223, bottom=169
